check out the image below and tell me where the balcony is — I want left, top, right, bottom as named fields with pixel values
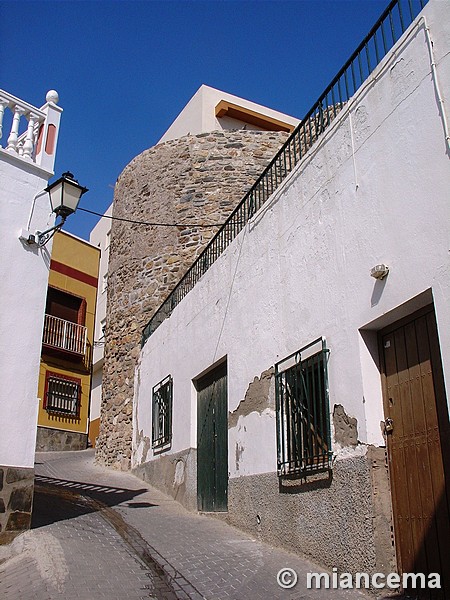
left=42, top=314, right=87, bottom=357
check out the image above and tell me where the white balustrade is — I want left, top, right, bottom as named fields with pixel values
left=0, top=101, right=7, bottom=139
left=42, top=314, right=88, bottom=356
left=6, top=105, right=25, bottom=152
left=22, top=115, right=38, bottom=159
left=0, top=89, right=61, bottom=169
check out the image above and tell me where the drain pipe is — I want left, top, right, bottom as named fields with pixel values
left=422, top=17, right=450, bottom=153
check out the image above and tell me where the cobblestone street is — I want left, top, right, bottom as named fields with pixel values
left=0, top=450, right=374, bottom=599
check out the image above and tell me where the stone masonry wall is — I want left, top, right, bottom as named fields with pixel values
left=0, top=465, right=34, bottom=544
left=35, top=427, right=88, bottom=452
left=96, top=130, right=288, bottom=469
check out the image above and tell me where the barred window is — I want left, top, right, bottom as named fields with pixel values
left=45, top=373, right=81, bottom=417
left=275, top=338, right=332, bottom=477
left=152, top=375, right=173, bottom=451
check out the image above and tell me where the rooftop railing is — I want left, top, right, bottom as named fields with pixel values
left=0, top=89, right=62, bottom=172
left=0, top=89, right=46, bottom=160
left=142, top=0, right=428, bottom=346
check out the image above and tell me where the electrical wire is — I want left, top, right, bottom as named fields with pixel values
left=77, top=206, right=223, bottom=228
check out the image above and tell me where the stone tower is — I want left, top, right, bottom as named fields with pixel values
left=95, top=129, right=290, bottom=468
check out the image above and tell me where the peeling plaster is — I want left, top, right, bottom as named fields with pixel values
left=141, top=435, right=151, bottom=464
left=333, top=404, right=358, bottom=449
left=367, top=445, right=397, bottom=574
left=135, top=429, right=151, bottom=465
left=228, top=368, right=274, bottom=429
left=173, top=459, right=185, bottom=487
left=235, top=442, right=244, bottom=471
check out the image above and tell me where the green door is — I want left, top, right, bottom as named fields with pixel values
left=196, top=361, right=228, bottom=512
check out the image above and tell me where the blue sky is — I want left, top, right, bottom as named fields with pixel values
left=1, top=0, right=388, bottom=240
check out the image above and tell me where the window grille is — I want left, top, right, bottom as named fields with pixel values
left=152, top=375, right=173, bottom=450
left=275, top=338, right=332, bottom=477
left=45, top=374, right=81, bottom=416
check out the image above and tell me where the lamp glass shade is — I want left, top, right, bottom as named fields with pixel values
left=47, top=180, right=63, bottom=214
left=46, top=172, right=87, bottom=218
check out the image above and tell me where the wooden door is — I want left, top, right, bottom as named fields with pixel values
left=380, top=306, right=450, bottom=597
left=196, top=362, right=228, bottom=512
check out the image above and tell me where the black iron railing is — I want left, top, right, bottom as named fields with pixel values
left=142, top=0, right=427, bottom=346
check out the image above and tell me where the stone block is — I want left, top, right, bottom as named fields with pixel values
left=8, top=485, right=33, bottom=512
left=6, top=511, right=31, bottom=531
left=6, top=467, right=32, bottom=484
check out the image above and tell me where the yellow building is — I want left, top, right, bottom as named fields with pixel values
left=36, top=231, right=100, bottom=451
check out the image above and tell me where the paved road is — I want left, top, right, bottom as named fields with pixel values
left=0, top=450, right=377, bottom=599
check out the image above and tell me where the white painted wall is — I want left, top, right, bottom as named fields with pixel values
left=158, top=84, right=299, bottom=143
left=0, top=90, right=62, bottom=469
left=89, top=203, right=112, bottom=424
left=134, top=0, right=450, bottom=480
left=0, top=157, right=56, bottom=468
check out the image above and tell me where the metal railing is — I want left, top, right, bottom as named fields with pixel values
left=45, top=375, right=80, bottom=416
left=42, top=314, right=87, bottom=355
left=142, top=0, right=428, bottom=346
left=152, top=375, right=173, bottom=450
left=275, top=338, right=331, bottom=477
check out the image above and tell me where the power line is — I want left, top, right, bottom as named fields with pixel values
left=78, top=206, right=223, bottom=228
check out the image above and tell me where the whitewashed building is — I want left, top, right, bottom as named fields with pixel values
left=132, top=0, right=450, bottom=591
left=158, top=84, right=299, bottom=143
left=0, top=89, right=62, bottom=541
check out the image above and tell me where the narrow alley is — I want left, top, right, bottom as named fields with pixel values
left=0, top=450, right=372, bottom=600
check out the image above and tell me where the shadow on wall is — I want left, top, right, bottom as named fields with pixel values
left=278, top=470, right=333, bottom=494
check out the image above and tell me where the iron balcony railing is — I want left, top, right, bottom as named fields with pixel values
left=142, top=0, right=428, bottom=346
left=42, top=314, right=87, bottom=356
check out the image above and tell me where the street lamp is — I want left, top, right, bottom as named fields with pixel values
left=37, top=172, right=88, bottom=246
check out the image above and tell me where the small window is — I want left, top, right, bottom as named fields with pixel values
left=152, top=375, right=173, bottom=451
left=275, top=338, right=331, bottom=477
left=44, top=372, right=81, bottom=417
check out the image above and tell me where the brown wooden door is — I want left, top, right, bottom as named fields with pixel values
left=380, top=306, right=450, bottom=598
